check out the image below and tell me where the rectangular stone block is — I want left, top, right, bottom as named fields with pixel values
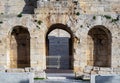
left=35, top=71, right=46, bottom=78
left=91, top=71, right=98, bottom=74
left=25, top=67, right=30, bottom=72
left=0, top=72, right=34, bottom=83
left=0, top=66, right=5, bottom=72
left=81, top=74, right=90, bottom=80
left=98, top=71, right=111, bottom=74
left=6, top=68, right=25, bottom=72
left=100, top=67, right=113, bottom=72
left=84, top=66, right=93, bottom=74
left=91, top=75, right=120, bottom=83
left=93, top=67, right=100, bottom=71
left=113, top=68, right=120, bottom=72
left=75, top=72, right=83, bottom=77
left=29, top=67, right=38, bottom=72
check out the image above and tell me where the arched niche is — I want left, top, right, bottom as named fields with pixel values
left=87, top=25, right=112, bottom=67
left=10, top=26, right=30, bottom=68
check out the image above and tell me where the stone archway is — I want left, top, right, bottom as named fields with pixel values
left=10, top=26, right=30, bottom=68
left=87, top=25, right=112, bottom=67
left=46, top=23, right=74, bottom=70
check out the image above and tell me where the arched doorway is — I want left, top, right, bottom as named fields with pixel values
left=10, top=26, right=30, bottom=68
left=46, top=24, right=73, bottom=70
left=87, top=26, right=111, bottom=67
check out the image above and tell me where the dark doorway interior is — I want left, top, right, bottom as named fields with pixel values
left=88, top=26, right=111, bottom=67
left=10, top=26, right=30, bottom=68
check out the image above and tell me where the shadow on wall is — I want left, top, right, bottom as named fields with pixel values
left=22, top=0, right=37, bottom=14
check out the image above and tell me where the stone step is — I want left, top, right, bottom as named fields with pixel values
left=46, top=73, right=75, bottom=80
left=47, top=77, right=67, bottom=79
left=45, top=69, right=73, bottom=73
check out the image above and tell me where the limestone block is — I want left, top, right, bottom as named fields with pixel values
left=84, top=66, right=93, bottom=74
left=0, top=72, right=34, bottom=83
left=91, top=74, right=120, bottom=83
left=0, top=66, right=5, bottom=72
left=25, top=67, right=30, bottom=72
left=91, top=71, right=98, bottom=74
left=75, top=72, right=83, bottom=78
left=6, top=68, right=25, bottom=72
left=29, top=67, right=41, bottom=72
left=91, top=6, right=104, bottom=12
left=34, top=71, right=46, bottom=78
left=81, top=74, right=90, bottom=80
left=0, top=69, right=5, bottom=72
left=113, top=68, right=120, bottom=72
left=110, top=71, right=117, bottom=74
left=100, top=67, right=113, bottom=72
left=93, top=67, right=100, bottom=71
left=0, top=66, right=5, bottom=70
left=74, top=66, right=83, bottom=72
left=115, top=72, right=120, bottom=74
left=29, top=67, right=36, bottom=72
left=98, top=71, right=111, bottom=75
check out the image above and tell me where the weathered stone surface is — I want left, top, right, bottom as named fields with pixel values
left=6, top=68, right=25, bottom=72
left=113, top=68, right=120, bottom=72
left=0, top=0, right=120, bottom=76
left=100, top=67, right=113, bottom=72
left=75, top=71, right=83, bottom=78
left=93, top=67, right=100, bottom=71
left=91, top=71, right=98, bottom=74
left=0, top=72, right=34, bottom=83
left=25, top=67, right=30, bottom=72
left=81, top=74, right=90, bottom=80
left=91, top=75, right=120, bottom=83
left=84, top=66, right=93, bottom=74
left=98, top=71, right=111, bottom=75
left=0, top=66, right=5, bottom=72
left=29, top=67, right=40, bottom=72
left=35, top=71, right=46, bottom=78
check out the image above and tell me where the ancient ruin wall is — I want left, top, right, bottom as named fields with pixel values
left=0, top=0, right=120, bottom=73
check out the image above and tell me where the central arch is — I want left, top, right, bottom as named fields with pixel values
left=46, top=23, right=74, bottom=70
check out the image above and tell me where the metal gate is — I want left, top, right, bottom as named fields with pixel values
left=46, top=56, right=61, bottom=69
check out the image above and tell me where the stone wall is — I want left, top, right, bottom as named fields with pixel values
left=0, top=0, right=120, bottom=74
left=0, top=0, right=37, bottom=15
left=0, top=0, right=120, bottom=15
left=78, top=0, right=120, bottom=14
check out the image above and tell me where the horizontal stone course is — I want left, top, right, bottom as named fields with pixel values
left=6, top=68, right=25, bottom=72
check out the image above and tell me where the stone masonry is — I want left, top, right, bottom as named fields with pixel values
left=0, top=0, right=120, bottom=78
